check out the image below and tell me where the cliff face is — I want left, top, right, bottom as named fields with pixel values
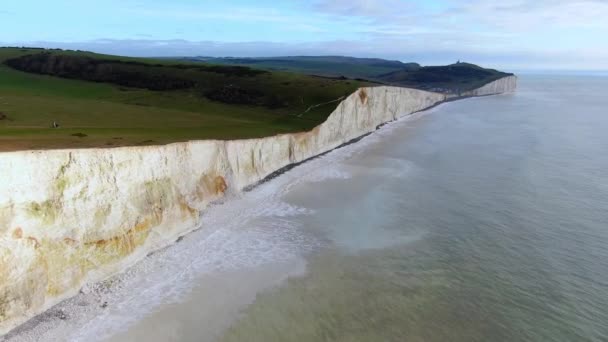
left=0, top=76, right=516, bottom=334
left=461, top=75, right=518, bottom=97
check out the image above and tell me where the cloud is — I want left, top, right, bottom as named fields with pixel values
left=313, top=0, right=608, bottom=34
left=308, top=0, right=608, bottom=66
left=3, top=1, right=608, bottom=70
left=120, top=4, right=331, bottom=36
left=313, top=0, right=417, bottom=20
left=313, top=0, right=608, bottom=26
left=132, top=8, right=287, bottom=23
left=445, top=0, right=608, bottom=31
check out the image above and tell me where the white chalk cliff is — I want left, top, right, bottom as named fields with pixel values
left=0, top=76, right=516, bottom=334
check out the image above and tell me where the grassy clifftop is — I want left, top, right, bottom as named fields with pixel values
left=0, top=48, right=511, bottom=151
left=0, top=48, right=366, bottom=151
left=376, top=62, right=512, bottom=93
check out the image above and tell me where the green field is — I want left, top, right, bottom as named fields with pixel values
left=0, top=48, right=368, bottom=151
left=0, top=48, right=510, bottom=151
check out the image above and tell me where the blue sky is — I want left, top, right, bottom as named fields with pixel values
left=2, top=0, right=608, bottom=70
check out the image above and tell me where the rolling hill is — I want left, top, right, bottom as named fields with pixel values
left=0, top=48, right=368, bottom=151
left=180, top=56, right=421, bottom=80
left=0, top=48, right=511, bottom=151
left=180, top=56, right=512, bottom=93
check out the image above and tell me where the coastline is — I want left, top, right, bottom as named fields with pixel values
left=0, top=76, right=517, bottom=335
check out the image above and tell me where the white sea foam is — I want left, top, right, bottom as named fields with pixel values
left=3, top=175, right=319, bottom=342
left=3, top=98, right=446, bottom=342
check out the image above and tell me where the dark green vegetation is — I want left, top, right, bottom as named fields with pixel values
left=182, top=56, right=420, bottom=80
left=0, top=48, right=510, bottom=151
left=5, top=53, right=268, bottom=91
left=186, top=57, right=512, bottom=93
left=378, top=62, right=512, bottom=93
left=0, top=48, right=367, bottom=151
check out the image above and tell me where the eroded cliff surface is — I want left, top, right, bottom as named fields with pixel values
left=461, top=75, right=518, bottom=97
left=0, top=76, right=516, bottom=334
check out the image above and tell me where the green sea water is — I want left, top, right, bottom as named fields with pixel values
left=219, top=75, right=608, bottom=342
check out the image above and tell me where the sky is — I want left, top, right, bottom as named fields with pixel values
left=2, top=0, right=608, bottom=70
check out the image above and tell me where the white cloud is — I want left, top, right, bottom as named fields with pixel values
left=130, top=7, right=292, bottom=23
left=313, top=0, right=418, bottom=20
left=308, top=0, right=608, bottom=67
left=444, top=0, right=608, bottom=31
left=4, top=1, right=608, bottom=70
left=313, top=0, right=608, bottom=30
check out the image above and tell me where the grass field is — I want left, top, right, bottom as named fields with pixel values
left=0, top=48, right=510, bottom=151
left=0, top=48, right=368, bottom=151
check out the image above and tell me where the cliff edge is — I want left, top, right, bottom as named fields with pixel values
left=0, top=76, right=516, bottom=334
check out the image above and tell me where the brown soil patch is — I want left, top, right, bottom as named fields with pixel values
left=214, top=176, right=228, bottom=194
left=358, top=89, right=368, bottom=105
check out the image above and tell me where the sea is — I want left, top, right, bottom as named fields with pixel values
left=5, top=74, right=608, bottom=342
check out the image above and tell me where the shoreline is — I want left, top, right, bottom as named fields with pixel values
left=103, top=92, right=503, bottom=341
left=0, top=77, right=517, bottom=335
left=3, top=90, right=458, bottom=341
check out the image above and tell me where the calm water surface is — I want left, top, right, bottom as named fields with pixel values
left=219, top=75, right=608, bottom=342
left=7, top=75, right=608, bottom=342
